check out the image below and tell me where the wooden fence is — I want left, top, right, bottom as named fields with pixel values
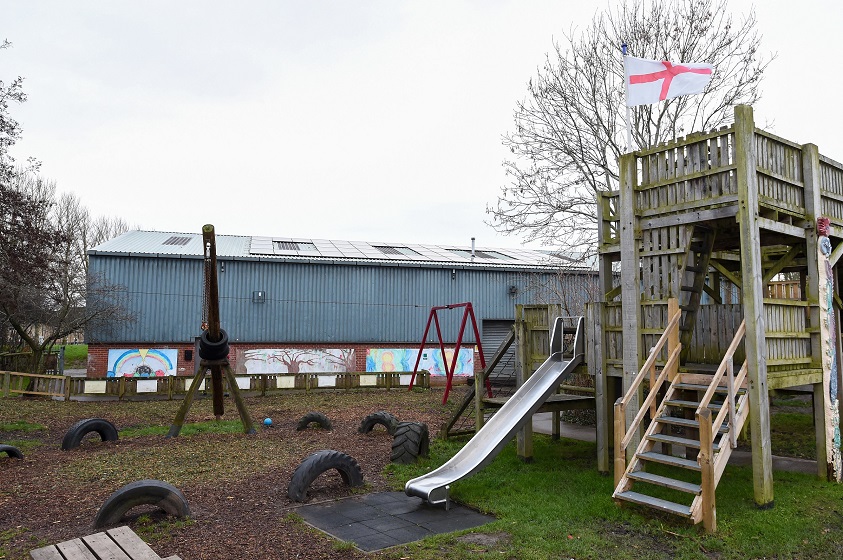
left=1, top=370, right=430, bottom=401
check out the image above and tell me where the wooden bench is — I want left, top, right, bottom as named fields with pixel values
left=30, top=526, right=181, bottom=560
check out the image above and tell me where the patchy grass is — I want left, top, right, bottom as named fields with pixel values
left=120, top=419, right=246, bottom=438
left=0, top=420, right=46, bottom=432
left=384, top=435, right=843, bottom=560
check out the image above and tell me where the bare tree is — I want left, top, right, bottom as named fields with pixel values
left=1, top=177, right=132, bottom=372
left=487, top=0, right=773, bottom=254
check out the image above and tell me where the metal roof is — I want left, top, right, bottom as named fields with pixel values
left=90, top=230, right=594, bottom=271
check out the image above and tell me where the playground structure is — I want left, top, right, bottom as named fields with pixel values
left=406, top=315, right=585, bottom=506
left=408, top=302, right=490, bottom=404
left=168, top=224, right=256, bottom=437
left=438, top=104, right=842, bottom=532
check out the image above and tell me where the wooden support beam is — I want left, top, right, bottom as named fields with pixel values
left=734, top=104, right=774, bottom=506
left=641, top=204, right=738, bottom=230
left=589, top=302, right=610, bottom=474
left=709, top=259, right=742, bottom=288
left=829, top=241, right=843, bottom=267
left=619, top=152, right=642, bottom=458
left=756, top=216, right=806, bottom=238
left=762, top=245, right=802, bottom=285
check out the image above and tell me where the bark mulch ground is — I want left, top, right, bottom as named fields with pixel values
left=0, top=388, right=457, bottom=559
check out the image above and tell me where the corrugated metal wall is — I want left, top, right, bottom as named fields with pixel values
left=88, top=255, right=593, bottom=344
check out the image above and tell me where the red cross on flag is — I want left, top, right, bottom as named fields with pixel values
left=624, top=55, right=714, bottom=107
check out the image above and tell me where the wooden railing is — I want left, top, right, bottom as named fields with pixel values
left=2, top=371, right=430, bottom=401
left=613, top=299, right=682, bottom=485
left=694, top=320, right=748, bottom=532
left=2, top=371, right=69, bottom=399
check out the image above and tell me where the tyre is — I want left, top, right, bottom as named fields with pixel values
left=287, top=450, right=364, bottom=502
left=198, top=328, right=229, bottom=361
left=358, top=411, right=399, bottom=435
left=94, top=479, right=191, bottom=529
left=296, top=411, right=333, bottom=431
left=0, top=444, right=23, bottom=459
left=61, top=418, right=119, bottom=450
left=390, top=422, right=430, bottom=464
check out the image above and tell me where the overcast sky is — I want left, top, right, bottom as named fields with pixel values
left=4, top=1, right=842, bottom=249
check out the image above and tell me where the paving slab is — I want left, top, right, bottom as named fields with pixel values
left=295, top=492, right=495, bottom=552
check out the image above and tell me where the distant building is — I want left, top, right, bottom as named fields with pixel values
left=85, top=230, right=596, bottom=380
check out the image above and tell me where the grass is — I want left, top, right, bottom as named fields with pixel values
left=61, top=343, right=87, bottom=368
left=383, top=435, right=843, bottom=560
left=0, top=420, right=46, bottom=432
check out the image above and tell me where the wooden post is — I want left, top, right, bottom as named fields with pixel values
left=516, top=305, right=534, bottom=462
left=698, top=408, right=717, bottom=533
left=734, top=104, right=774, bottom=506
left=619, top=152, right=642, bottom=458
left=590, top=303, right=610, bottom=473
left=613, top=400, right=626, bottom=486
left=474, top=364, right=485, bottom=433
left=803, top=142, right=828, bottom=478
left=63, top=376, right=71, bottom=401
left=667, top=299, right=679, bottom=382
left=4, top=371, right=11, bottom=397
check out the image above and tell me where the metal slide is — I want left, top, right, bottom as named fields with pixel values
left=405, top=316, right=585, bottom=506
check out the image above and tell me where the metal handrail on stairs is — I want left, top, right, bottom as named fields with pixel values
left=614, top=299, right=682, bottom=485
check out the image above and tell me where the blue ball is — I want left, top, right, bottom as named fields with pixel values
left=263, top=417, right=273, bottom=427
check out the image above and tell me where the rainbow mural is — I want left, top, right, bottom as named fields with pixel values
left=107, top=348, right=178, bottom=378
left=366, top=348, right=473, bottom=376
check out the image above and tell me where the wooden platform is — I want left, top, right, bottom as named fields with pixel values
left=482, top=393, right=594, bottom=413
left=30, top=526, right=180, bottom=560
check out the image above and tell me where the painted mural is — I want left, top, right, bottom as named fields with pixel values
left=107, top=349, right=177, bottom=378
left=366, top=348, right=473, bottom=376
left=234, top=348, right=355, bottom=374
left=817, top=219, right=842, bottom=481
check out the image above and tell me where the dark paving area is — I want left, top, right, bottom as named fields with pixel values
left=295, top=491, right=495, bottom=552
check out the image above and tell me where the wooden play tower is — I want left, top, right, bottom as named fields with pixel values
left=593, top=105, right=843, bottom=531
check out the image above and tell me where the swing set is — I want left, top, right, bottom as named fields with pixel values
left=408, top=302, right=491, bottom=404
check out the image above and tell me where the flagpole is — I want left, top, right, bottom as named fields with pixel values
left=622, top=43, right=633, bottom=153
left=621, top=43, right=632, bottom=152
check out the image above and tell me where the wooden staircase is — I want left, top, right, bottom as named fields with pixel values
left=678, top=225, right=716, bottom=358
left=613, top=300, right=748, bottom=532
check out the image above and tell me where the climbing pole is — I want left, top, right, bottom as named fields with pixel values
left=167, top=224, right=256, bottom=437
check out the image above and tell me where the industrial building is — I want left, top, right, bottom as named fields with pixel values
left=85, top=230, right=595, bottom=380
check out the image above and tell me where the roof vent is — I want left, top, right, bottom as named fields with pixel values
left=162, top=236, right=191, bottom=246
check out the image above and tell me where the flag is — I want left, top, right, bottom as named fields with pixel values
left=624, top=55, right=714, bottom=107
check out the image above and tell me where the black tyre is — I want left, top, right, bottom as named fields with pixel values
left=0, top=444, right=23, bottom=459
left=199, top=328, right=229, bottom=361
left=390, top=422, right=430, bottom=464
left=296, top=411, right=333, bottom=431
left=358, top=411, right=399, bottom=435
left=287, top=450, right=364, bottom=502
left=61, top=418, right=119, bottom=451
left=94, top=479, right=191, bottom=529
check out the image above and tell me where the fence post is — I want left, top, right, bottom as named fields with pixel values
left=3, top=372, right=9, bottom=397
left=63, top=376, right=71, bottom=401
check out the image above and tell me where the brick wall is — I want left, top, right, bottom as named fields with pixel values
left=87, top=342, right=481, bottom=382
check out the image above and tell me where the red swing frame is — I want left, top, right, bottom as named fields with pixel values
left=408, top=302, right=491, bottom=404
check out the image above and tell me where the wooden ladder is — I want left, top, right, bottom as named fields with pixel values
left=678, top=225, right=716, bottom=358
left=613, top=320, right=749, bottom=532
